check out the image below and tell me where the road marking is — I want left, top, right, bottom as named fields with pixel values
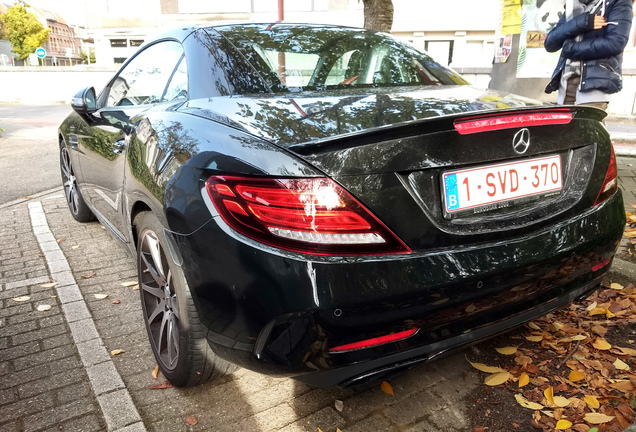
left=28, top=201, right=147, bottom=432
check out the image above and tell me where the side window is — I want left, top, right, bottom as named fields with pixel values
left=162, top=56, right=188, bottom=102
left=107, top=41, right=184, bottom=107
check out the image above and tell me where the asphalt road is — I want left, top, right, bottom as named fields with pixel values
left=0, top=104, right=71, bottom=204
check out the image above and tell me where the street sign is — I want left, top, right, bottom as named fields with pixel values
left=35, top=47, right=46, bottom=59
left=28, top=53, right=39, bottom=66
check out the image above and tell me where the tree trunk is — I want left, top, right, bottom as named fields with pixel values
left=363, top=0, right=394, bottom=33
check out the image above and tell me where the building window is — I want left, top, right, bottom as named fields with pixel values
left=110, top=39, right=128, bottom=48
left=113, top=57, right=128, bottom=64
left=130, top=40, right=144, bottom=47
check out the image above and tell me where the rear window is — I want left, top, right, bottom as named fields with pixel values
left=214, top=24, right=468, bottom=93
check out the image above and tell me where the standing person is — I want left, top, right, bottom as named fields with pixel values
left=544, top=0, right=634, bottom=110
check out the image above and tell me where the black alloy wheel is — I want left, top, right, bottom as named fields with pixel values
left=135, top=212, right=236, bottom=386
left=59, top=141, right=94, bottom=222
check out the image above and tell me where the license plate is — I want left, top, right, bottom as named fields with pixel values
left=442, top=155, right=562, bottom=214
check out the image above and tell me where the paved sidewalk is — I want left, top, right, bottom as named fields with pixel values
left=2, top=147, right=636, bottom=432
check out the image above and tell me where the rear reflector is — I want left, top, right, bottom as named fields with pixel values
left=591, top=257, right=612, bottom=272
left=206, top=176, right=411, bottom=256
left=594, top=146, right=618, bottom=206
left=454, top=112, right=573, bottom=135
left=329, top=329, right=419, bottom=353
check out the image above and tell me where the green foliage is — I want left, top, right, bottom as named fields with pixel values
left=79, top=48, right=96, bottom=64
left=0, top=2, right=50, bottom=60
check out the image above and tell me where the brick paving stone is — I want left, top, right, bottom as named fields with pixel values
left=22, top=399, right=96, bottom=432
left=13, top=344, right=77, bottom=371
left=384, top=389, right=448, bottom=426
left=345, top=415, right=392, bottom=432
left=60, top=413, right=104, bottom=432
left=276, top=406, right=346, bottom=432
left=18, top=368, right=85, bottom=399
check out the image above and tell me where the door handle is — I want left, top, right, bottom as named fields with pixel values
left=113, top=139, right=126, bottom=155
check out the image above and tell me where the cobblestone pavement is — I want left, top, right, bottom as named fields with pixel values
left=2, top=154, right=636, bottom=432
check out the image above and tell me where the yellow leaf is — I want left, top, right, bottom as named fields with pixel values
left=550, top=322, right=563, bottom=332
left=553, top=396, right=570, bottom=407
left=589, top=307, right=607, bottom=316
left=380, top=381, right=394, bottom=396
left=556, top=420, right=572, bottom=430
left=586, top=301, right=598, bottom=311
left=71, top=245, right=80, bottom=249
left=617, top=346, right=636, bottom=356
left=544, top=386, right=555, bottom=405
left=584, top=395, right=600, bottom=409
left=584, top=413, right=615, bottom=424
left=528, top=321, right=541, bottom=330
left=592, top=338, right=612, bottom=350
left=94, top=294, right=108, bottom=300
left=110, top=349, right=125, bottom=356
left=120, top=281, right=139, bottom=287
left=495, top=346, right=517, bottom=355
left=526, top=335, right=543, bottom=342
left=484, top=371, right=511, bottom=386
left=606, top=310, right=616, bottom=319
left=39, top=282, right=58, bottom=288
left=514, top=393, right=544, bottom=410
left=466, top=358, right=507, bottom=374
left=518, top=372, right=530, bottom=388
left=614, top=358, right=630, bottom=370
left=151, top=365, right=160, bottom=380
left=568, top=370, right=585, bottom=382
left=465, top=304, right=476, bottom=313
left=610, top=283, right=624, bottom=290
left=570, top=335, right=587, bottom=341
left=36, top=304, right=51, bottom=312
left=337, top=429, right=342, bottom=432
left=12, top=296, right=31, bottom=302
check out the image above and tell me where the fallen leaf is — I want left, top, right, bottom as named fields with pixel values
left=544, top=386, right=555, bottom=405
left=334, top=399, right=344, bottom=412
left=151, top=365, right=159, bottom=380
left=57, top=238, right=65, bottom=243
left=610, top=283, right=624, bottom=290
left=495, top=346, right=517, bottom=355
left=381, top=381, right=394, bottom=395
left=465, top=304, right=476, bottom=313
left=584, top=413, right=615, bottom=424
left=94, top=294, right=108, bottom=300
left=553, top=396, right=570, bottom=408
left=149, top=380, right=173, bottom=389
left=39, top=282, right=57, bottom=288
left=556, top=420, right=573, bottom=430
left=81, top=272, right=96, bottom=279
left=519, top=372, right=530, bottom=388
left=550, top=322, right=563, bottom=332
left=12, top=296, right=31, bottom=302
left=473, top=428, right=486, bottom=432
left=185, top=415, right=198, bottom=426
left=120, top=281, right=139, bottom=287
left=586, top=301, right=598, bottom=311
left=592, top=338, right=612, bottom=350
left=569, top=370, right=585, bottom=382
left=617, top=346, right=636, bottom=356
left=112, top=300, right=121, bottom=304
left=36, top=304, right=51, bottom=312
left=526, top=335, right=543, bottom=342
left=589, top=308, right=607, bottom=316
left=71, top=245, right=80, bottom=249
left=571, top=335, right=587, bottom=341
left=467, top=359, right=507, bottom=374
left=515, top=355, right=533, bottom=366
left=584, top=395, right=600, bottom=409
left=515, top=393, right=544, bottom=410
left=614, top=358, right=630, bottom=370
left=484, top=371, right=511, bottom=386
left=110, top=349, right=124, bottom=356
left=528, top=321, right=541, bottom=330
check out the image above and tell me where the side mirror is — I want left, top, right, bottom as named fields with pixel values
left=71, top=87, right=97, bottom=115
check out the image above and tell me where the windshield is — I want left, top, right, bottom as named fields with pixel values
left=214, top=24, right=469, bottom=93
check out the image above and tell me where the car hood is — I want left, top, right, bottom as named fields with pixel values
left=181, top=85, right=549, bottom=148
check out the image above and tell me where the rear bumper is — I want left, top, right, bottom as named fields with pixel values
left=173, top=190, right=624, bottom=385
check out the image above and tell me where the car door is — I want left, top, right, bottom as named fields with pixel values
left=76, top=40, right=185, bottom=240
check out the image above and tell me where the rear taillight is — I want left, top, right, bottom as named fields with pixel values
left=594, top=146, right=618, bottom=206
left=454, top=111, right=573, bottom=135
left=205, top=176, right=411, bottom=256
left=329, top=328, right=419, bottom=353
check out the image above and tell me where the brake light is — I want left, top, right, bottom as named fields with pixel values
left=205, top=176, right=411, bottom=256
left=454, top=111, right=572, bottom=135
left=594, top=146, right=618, bottom=206
left=329, top=329, right=419, bottom=353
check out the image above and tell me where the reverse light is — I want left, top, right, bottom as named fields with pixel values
left=594, top=145, right=618, bottom=206
left=329, top=328, right=419, bottom=353
left=454, top=111, right=573, bottom=135
left=205, top=176, right=411, bottom=256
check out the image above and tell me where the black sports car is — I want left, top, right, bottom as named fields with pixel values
left=58, top=23, right=624, bottom=388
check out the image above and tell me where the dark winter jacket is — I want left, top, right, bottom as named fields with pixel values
left=544, top=0, right=633, bottom=95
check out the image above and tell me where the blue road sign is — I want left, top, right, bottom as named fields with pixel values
left=36, top=47, right=46, bottom=59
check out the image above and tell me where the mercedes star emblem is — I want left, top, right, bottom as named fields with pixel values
left=513, top=128, right=530, bottom=154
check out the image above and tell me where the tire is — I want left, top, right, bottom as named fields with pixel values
left=59, top=140, right=94, bottom=222
left=135, top=211, right=236, bottom=387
